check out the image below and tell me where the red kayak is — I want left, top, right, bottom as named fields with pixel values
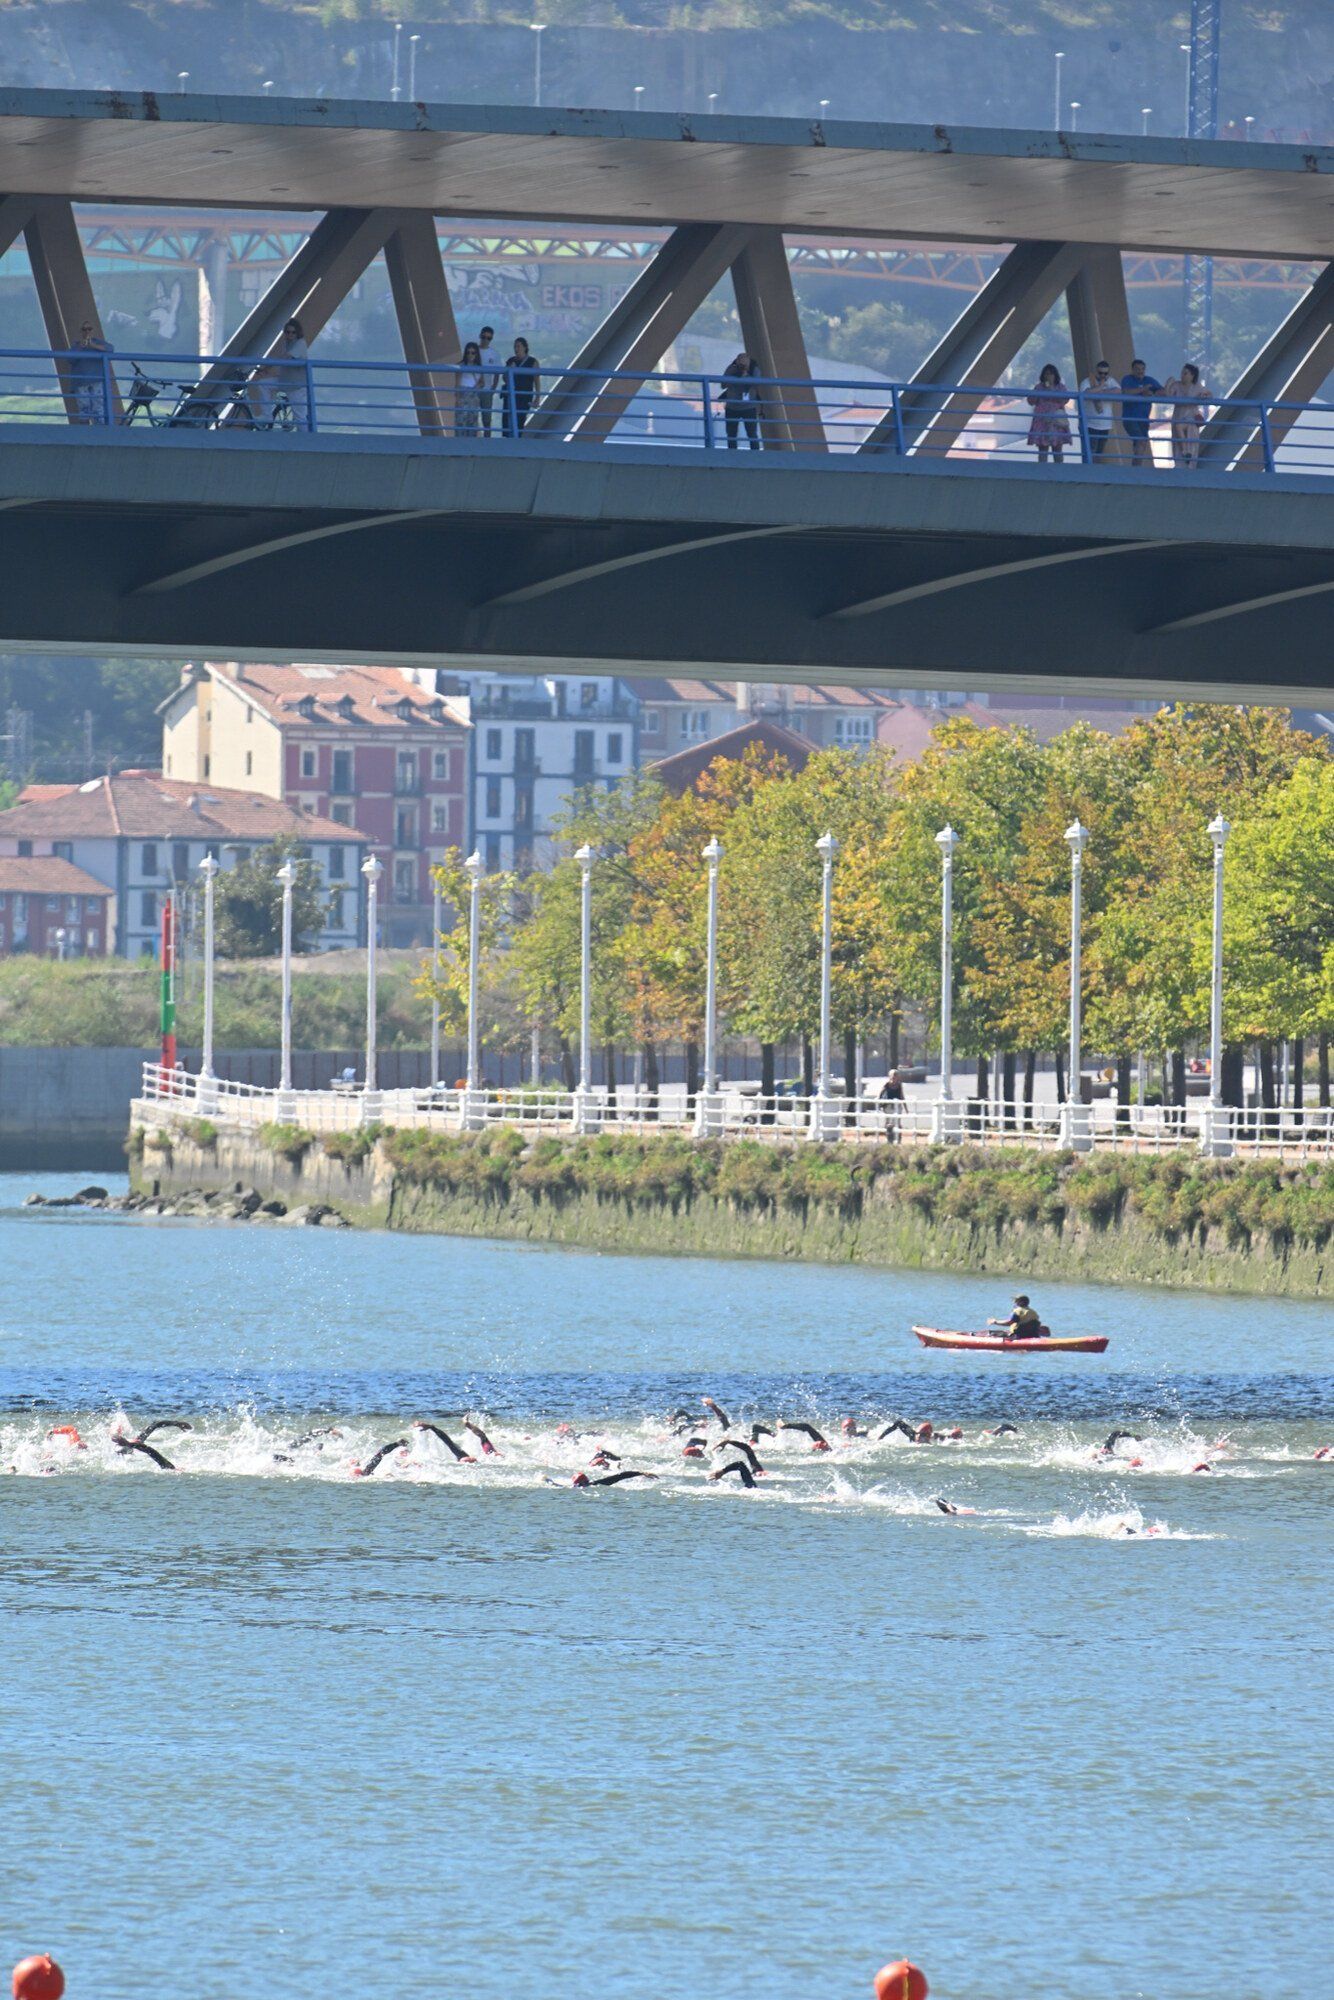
left=913, top=1325, right=1109, bottom=1355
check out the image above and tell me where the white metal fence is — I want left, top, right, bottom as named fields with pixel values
left=134, top=1063, right=1334, bottom=1161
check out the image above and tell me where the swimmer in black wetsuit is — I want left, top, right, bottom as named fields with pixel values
left=589, top=1448, right=622, bottom=1469
left=134, top=1419, right=192, bottom=1444
left=1100, top=1429, right=1141, bottom=1454
left=681, top=1436, right=709, bottom=1458
left=113, top=1435, right=176, bottom=1471
left=748, top=1423, right=775, bottom=1443
left=713, top=1437, right=765, bottom=1476
left=711, top=1460, right=758, bottom=1488
left=878, top=1418, right=917, bottom=1442
left=701, top=1397, right=731, bottom=1429
left=464, top=1420, right=499, bottom=1457
left=985, top=1422, right=1020, bottom=1437
left=412, top=1421, right=477, bottom=1464
left=568, top=1469, right=658, bottom=1488
left=352, top=1439, right=407, bottom=1478
left=778, top=1420, right=832, bottom=1452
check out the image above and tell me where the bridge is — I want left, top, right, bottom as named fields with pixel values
left=1, top=88, right=1332, bottom=701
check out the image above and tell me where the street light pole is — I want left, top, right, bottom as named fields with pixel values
left=362, top=855, right=382, bottom=1119
left=277, top=857, right=297, bottom=1109
left=531, top=22, right=545, bottom=107
left=1059, top=820, right=1092, bottom=1151
left=1053, top=51, right=1065, bottom=128
left=809, top=831, right=839, bottom=1137
left=1203, top=814, right=1233, bottom=1155
left=465, top=850, right=484, bottom=1116
left=574, top=843, right=596, bottom=1129
left=391, top=19, right=403, bottom=100
left=696, top=837, right=723, bottom=1136
left=931, top=825, right=959, bottom=1143
left=198, top=854, right=218, bottom=1094
left=429, top=876, right=442, bottom=1090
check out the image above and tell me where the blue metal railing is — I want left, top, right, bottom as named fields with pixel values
left=0, top=344, right=1327, bottom=476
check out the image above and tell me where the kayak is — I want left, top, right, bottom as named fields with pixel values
left=913, top=1325, right=1109, bottom=1355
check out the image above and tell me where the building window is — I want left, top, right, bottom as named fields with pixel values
left=514, top=789, right=534, bottom=832
left=643, top=707, right=661, bottom=734
left=484, top=834, right=502, bottom=872
left=203, top=754, right=210, bottom=777
left=834, top=715, right=873, bottom=744
left=485, top=777, right=501, bottom=819
left=301, top=747, right=317, bottom=779
left=328, top=845, right=346, bottom=880
left=485, top=728, right=502, bottom=762
left=172, top=843, right=190, bottom=881
left=328, top=889, right=344, bottom=929
left=514, top=841, right=533, bottom=874
left=581, top=681, right=598, bottom=710
left=245, top=751, right=253, bottom=776
left=432, top=804, right=449, bottom=834
left=140, top=891, right=156, bottom=926
left=14, top=894, right=27, bottom=922
left=394, top=859, right=416, bottom=903
left=515, top=728, right=536, bottom=771
left=607, top=732, right=623, bottom=765
left=395, top=808, right=416, bottom=848
left=141, top=842, right=158, bottom=876
left=683, top=711, right=709, bottom=739
left=84, top=897, right=101, bottom=915
left=331, top=802, right=353, bottom=826
left=46, top=896, right=61, bottom=914
left=86, top=931, right=99, bottom=952
left=573, top=729, right=595, bottom=782
left=53, top=841, right=72, bottom=861
left=66, top=896, right=79, bottom=920
left=17, top=840, right=32, bottom=857
left=396, top=750, right=418, bottom=794
left=432, top=750, right=449, bottom=781
left=332, top=750, right=353, bottom=794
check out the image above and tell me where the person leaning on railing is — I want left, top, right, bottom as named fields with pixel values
left=503, top=337, right=541, bottom=434
left=67, top=321, right=114, bottom=424
left=1118, top=357, right=1163, bottom=468
left=719, top=352, right=761, bottom=449
left=1078, top=359, right=1115, bottom=460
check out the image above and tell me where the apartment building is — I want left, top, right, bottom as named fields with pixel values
left=161, top=663, right=469, bottom=945
left=0, top=773, right=363, bottom=956
left=0, top=856, right=113, bottom=958
left=631, top=678, right=905, bottom=760
left=416, top=671, right=637, bottom=872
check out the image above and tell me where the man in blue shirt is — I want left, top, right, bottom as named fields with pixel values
left=1119, top=357, right=1162, bottom=467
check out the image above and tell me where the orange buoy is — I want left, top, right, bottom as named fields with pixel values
left=13, top=1955, right=65, bottom=2000
left=874, top=1962, right=927, bottom=2000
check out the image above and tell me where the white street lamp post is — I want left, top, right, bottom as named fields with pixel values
left=574, top=843, right=597, bottom=1130
left=809, top=831, right=839, bottom=1138
left=1202, top=814, right=1233, bottom=1156
left=1053, top=51, right=1065, bottom=128
left=1058, top=820, right=1093, bottom=1151
left=634, top=84, right=645, bottom=111
left=1069, top=99, right=1081, bottom=131
left=429, top=877, right=442, bottom=1090
left=197, top=854, right=218, bottom=1104
left=531, top=23, right=545, bottom=107
left=696, top=837, right=723, bottom=1137
left=362, top=855, right=382, bottom=1121
left=463, top=849, right=485, bottom=1128
left=277, top=857, right=297, bottom=1112
left=408, top=32, right=420, bottom=98
left=391, top=19, right=403, bottom=100
left=931, top=825, right=960, bottom=1143
left=1180, top=42, right=1192, bottom=136
left=1141, top=106, right=1152, bottom=134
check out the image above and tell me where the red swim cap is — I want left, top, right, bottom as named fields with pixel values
left=915, top=1422, right=934, bottom=1442
left=572, top=1472, right=590, bottom=1487
left=813, top=1439, right=831, bottom=1452
left=13, top=1957, right=65, bottom=2000
left=873, top=1962, right=928, bottom=2000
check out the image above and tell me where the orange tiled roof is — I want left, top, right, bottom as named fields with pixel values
left=0, top=773, right=362, bottom=843
left=0, top=856, right=113, bottom=897
left=211, top=663, right=468, bottom=731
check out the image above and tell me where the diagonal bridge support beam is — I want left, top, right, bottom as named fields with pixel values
left=22, top=198, right=123, bottom=422
left=731, top=228, right=826, bottom=452
left=859, top=239, right=1096, bottom=457
left=1199, top=260, right=1334, bottom=470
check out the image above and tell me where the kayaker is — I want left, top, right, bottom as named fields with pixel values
left=989, top=1295, right=1044, bottom=1338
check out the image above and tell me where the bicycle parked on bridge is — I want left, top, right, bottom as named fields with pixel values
left=120, top=361, right=299, bottom=432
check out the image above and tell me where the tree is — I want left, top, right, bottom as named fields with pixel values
left=212, top=838, right=331, bottom=959
left=414, top=849, right=518, bottom=1072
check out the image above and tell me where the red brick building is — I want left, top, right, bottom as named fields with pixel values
left=161, top=663, right=470, bottom=945
left=0, top=856, right=113, bottom=957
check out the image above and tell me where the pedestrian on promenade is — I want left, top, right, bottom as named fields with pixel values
left=719, top=352, right=761, bottom=449
left=68, top=320, right=113, bottom=424
left=1026, top=363, right=1072, bottom=465
left=1119, top=356, right=1162, bottom=468
left=455, top=342, right=484, bottom=437
left=477, top=324, right=502, bottom=436
left=503, top=337, right=541, bottom=435
left=279, top=316, right=310, bottom=430
left=1164, top=362, right=1207, bottom=468
left=1078, top=358, right=1116, bottom=460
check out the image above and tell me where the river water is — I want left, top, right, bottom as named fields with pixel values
left=2, top=1171, right=1331, bottom=1999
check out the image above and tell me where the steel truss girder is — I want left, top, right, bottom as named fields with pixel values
left=1200, top=260, right=1334, bottom=468
left=22, top=197, right=122, bottom=422
left=731, top=228, right=826, bottom=452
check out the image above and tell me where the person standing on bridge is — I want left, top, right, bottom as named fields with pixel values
left=1078, top=359, right=1116, bottom=461
left=503, top=337, right=541, bottom=435
left=719, top=353, right=761, bottom=450
left=1026, top=363, right=1072, bottom=466
left=68, top=320, right=114, bottom=425
left=455, top=343, right=484, bottom=437
left=1118, top=357, right=1162, bottom=469
left=280, top=317, right=310, bottom=430
left=477, top=326, right=502, bottom=437
left=1164, top=363, right=1207, bottom=469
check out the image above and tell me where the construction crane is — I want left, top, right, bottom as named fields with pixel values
left=1183, top=0, right=1222, bottom=373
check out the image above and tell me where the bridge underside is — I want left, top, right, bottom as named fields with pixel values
left=2, top=431, right=1333, bottom=703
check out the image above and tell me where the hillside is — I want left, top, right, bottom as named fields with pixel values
left=0, top=1, right=1328, bottom=138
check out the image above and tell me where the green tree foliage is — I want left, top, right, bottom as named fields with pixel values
left=0, top=657, right=180, bottom=780
left=212, top=837, right=332, bottom=959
